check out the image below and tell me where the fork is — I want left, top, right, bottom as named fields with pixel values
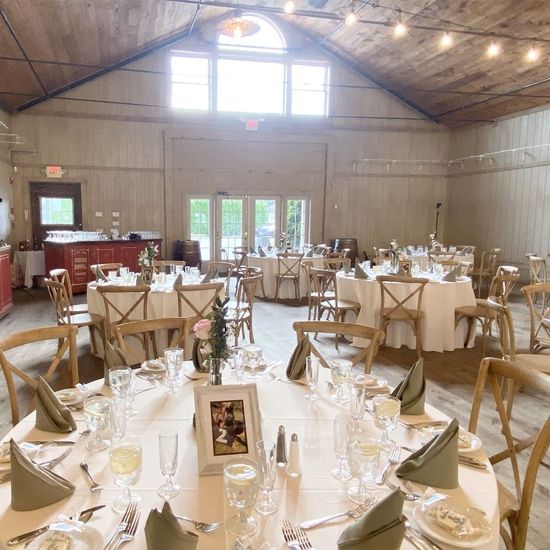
left=385, top=480, right=422, bottom=501
left=80, top=461, right=102, bottom=492
left=174, top=514, right=223, bottom=532
left=104, top=501, right=137, bottom=550
left=300, top=496, right=376, bottom=529
left=376, top=445, right=401, bottom=485
left=282, top=519, right=312, bottom=549
left=112, top=506, right=140, bottom=549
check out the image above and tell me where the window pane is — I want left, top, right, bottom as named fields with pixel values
left=171, top=55, right=209, bottom=110
left=254, top=199, right=277, bottom=248
left=190, top=198, right=211, bottom=261
left=221, top=199, right=243, bottom=251
left=218, top=16, right=285, bottom=54
left=286, top=199, right=307, bottom=249
left=40, top=197, right=74, bottom=225
left=291, top=64, right=328, bottom=116
left=217, top=59, right=285, bottom=114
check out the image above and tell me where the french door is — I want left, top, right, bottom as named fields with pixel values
left=216, top=196, right=247, bottom=259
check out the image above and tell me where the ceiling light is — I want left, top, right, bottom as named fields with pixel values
left=393, top=10, right=407, bottom=38
left=487, top=40, right=500, bottom=58
left=440, top=30, right=453, bottom=48
left=526, top=44, right=539, bottom=62
left=284, top=0, right=295, bottom=14
left=345, top=12, right=357, bottom=25
left=217, top=13, right=261, bottom=38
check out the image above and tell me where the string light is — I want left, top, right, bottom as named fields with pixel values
left=345, top=1, right=357, bottom=26
left=440, top=25, right=453, bottom=48
left=487, top=40, right=500, bottom=58
left=284, top=0, right=295, bottom=15
left=394, top=10, right=407, bottom=38
left=526, top=43, right=540, bottom=62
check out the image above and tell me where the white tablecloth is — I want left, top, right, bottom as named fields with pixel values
left=13, top=251, right=45, bottom=288
left=0, top=366, right=499, bottom=549
left=247, top=255, right=324, bottom=299
left=404, top=253, right=474, bottom=271
left=337, top=273, right=477, bottom=352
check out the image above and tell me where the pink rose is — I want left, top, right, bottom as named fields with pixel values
left=193, top=319, right=212, bottom=340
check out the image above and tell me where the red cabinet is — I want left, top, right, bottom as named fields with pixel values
left=44, top=239, right=162, bottom=294
left=0, top=246, right=13, bottom=319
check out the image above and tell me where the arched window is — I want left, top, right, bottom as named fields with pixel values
left=217, top=15, right=286, bottom=54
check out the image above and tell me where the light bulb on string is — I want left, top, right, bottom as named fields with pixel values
left=284, top=0, right=295, bottom=15
left=487, top=40, right=500, bottom=58
left=526, top=43, right=539, bottom=62
left=439, top=25, right=453, bottom=48
left=345, top=12, right=357, bottom=25
left=393, top=10, right=407, bottom=38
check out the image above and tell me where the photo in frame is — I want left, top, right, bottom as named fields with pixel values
left=399, top=260, right=412, bottom=275
left=194, top=384, right=262, bottom=475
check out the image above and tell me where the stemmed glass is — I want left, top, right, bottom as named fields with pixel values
left=164, top=347, right=183, bottom=394
left=254, top=440, right=277, bottom=515
left=232, top=346, right=244, bottom=384
left=158, top=429, right=180, bottom=499
left=224, top=457, right=259, bottom=536
left=332, top=414, right=352, bottom=481
left=305, top=356, right=320, bottom=401
left=373, top=395, right=401, bottom=448
left=109, top=367, right=131, bottom=399
left=244, top=344, right=263, bottom=381
left=125, top=370, right=139, bottom=417
left=330, top=359, right=352, bottom=403
left=84, top=396, right=111, bottom=452
left=109, top=441, right=142, bottom=513
left=349, top=384, right=367, bottom=421
left=110, top=397, right=126, bottom=443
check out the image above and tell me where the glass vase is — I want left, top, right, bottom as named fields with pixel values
left=206, top=357, right=223, bottom=386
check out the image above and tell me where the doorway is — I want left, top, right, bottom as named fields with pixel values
left=30, top=182, right=82, bottom=248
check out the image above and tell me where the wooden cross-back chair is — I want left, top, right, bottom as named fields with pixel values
left=293, top=321, right=384, bottom=374
left=152, top=259, right=186, bottom=274
left=526, top=255, right=546, bottom=286
left=323, top=257, right=351, bottom=272
left=113, top=317, right=193, bottom=364
left=301, top=260, right=326, bottom=320
left=471, top=248, right=501, bottom=297
left=274, top=253, right=304, bottom=301
left=0, top=325, right=79, bottom=425
left=230, top=273, right=263, bottom=344
left=232, top=247, right=249, bottom=294
left=206, top=261, right=235, bottom=295
left=457, top=245, right=476, bottom=255
left=377, top=275, right=429, bottom=357
left=439, top=259, right=460, bottom=272
left=49, top=268, right=88, bottom=315
left=90, top=263, right=122, bottom=277
left=468, top=358, right=550, bottom=550
left=174, top=282, right=224, bottom=323
left=312, top=244, right=331, bottom=257
left=45, top=278, right=105, bottom=356
left=521, top=282, right=550, bottom=353
left=428, top=252, right=456, bottom=264
left=244, top=266, right=266, bottom=299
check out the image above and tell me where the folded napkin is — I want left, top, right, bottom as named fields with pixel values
left=249, top=247, right=256, bottom=254
left=35, top=376, right=76, bottom=433
left=10, top=439, right=75, bottom=511
left=173, top=273, right=183, bottom=287
left=337, top=489, right=405, bottom=549
left=95, top=266, right=108, bottom=282
left=391, top=358, right=425, bottom=415
left=145, top=502, right=198, bottom=550
left=259, top=246, right=267, bottom=257
left=354, top=263, right=368, bottom=279
left=286, top=336, right=311, bottom=380
left=442, top=265, right=461, bottom=282
left=396, top=418, right=459, bottom=489
left=201, top=271, right=213, bottom=284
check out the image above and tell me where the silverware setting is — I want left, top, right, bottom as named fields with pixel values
left=385, top=480, right=423, bottom=501
left=174, top=514, right=223, bottom=533
left=282, top=519, right=313, bottom=549
left=104, top=501, right=139, bottom=550
left=399, top=420, right=449, bottom=431
left=300, top=496, right=376, bottom=529
left=23, top=440, right=75, bottom=447
left=375, top=445, right=401, bottom=485
left=80, top=461, right=102, bottom=492
left=401, top=446, right=488, bottom=470
left=403, top=514, right=445, bottom=550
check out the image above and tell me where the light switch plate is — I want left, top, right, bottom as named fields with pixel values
left=112, top=221, right=120, bottom=227
left=112, top=211, right=120, bottom=217
left=95, top=211, right=103, bottom=217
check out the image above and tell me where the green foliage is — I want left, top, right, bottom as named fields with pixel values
left=209, top=296, right=230, bottom=360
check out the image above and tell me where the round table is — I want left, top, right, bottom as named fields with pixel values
left=337, top=273, right=477, bottom=352
left=246, top=255, right=324, bottom=299
left=0, top=366, right=499, bottom=549
left=403, top=253, right=474, bottom=271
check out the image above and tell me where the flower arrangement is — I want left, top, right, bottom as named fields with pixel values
left=389, top=239, right=401, bottom=272
left=137, top=241, right=159, bottom=267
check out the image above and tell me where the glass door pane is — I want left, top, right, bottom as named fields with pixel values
left=285, top=198, right=308, bottom=250
left=189, top=197, right=213, bottom=261
left=216, top=196, right=247, bottom=259
left=252, top=197, right=279, bottom=249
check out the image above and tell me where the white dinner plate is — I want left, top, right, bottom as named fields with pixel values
left=457, top=430, right=483, bottom=454
left=353, top=374, right=388, bottom=391
left=182, top=362, right=209, bottom=379
left=0, top=442, right=40, bottom=470
left=28, top=524, right=103, bottom=550
left=414, top=498, right=492, bottom=548
left=55, top=388, right=86, bottom=406
left=141, top=358, right=166, bottom=373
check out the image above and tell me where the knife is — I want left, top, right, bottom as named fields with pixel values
left=400, top=420, right=449, bottom=430
left=25, top=440, right=75, bottom=446
left=458, top=456, right=488, bottom=469
left=6, top=504, right=105, bottom=546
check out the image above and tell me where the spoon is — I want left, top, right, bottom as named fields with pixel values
left=79, top=462, right=102, bottom=492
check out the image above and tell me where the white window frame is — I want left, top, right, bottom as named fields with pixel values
left=290, top=61, right=330, bottom=117
left=187, top=195, right=214, bottom=262
left=282, top=196, right=310, bottom=248
left=249, top=195, right=281, bottom=249
left=170, top=51, right=211, bottom=111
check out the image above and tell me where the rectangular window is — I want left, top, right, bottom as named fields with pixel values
left=291, top=63, right=328, bottom=116
left=40, top=197, right=74, bottom=225
left=286, top=198, right=308, bottom=250
left=217, top=59, right=285, bottom=114
left=254, top=198, right=278, bottom=248
left=189, top=198, right=212, bottom=261
left=171, top=55, right=209, bottom=110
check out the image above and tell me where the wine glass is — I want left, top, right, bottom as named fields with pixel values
left=109, top=367, right=131, bottom=399
left=158, top=429, right=180, bottom=499
left=330, top=359, right=352, bottom=403
left=347, top=423, right=381, bottom=504
left=232, top=346, right=244, bottom=384
left=244, top=344, right=263, bottom=381
left=165, top=347, right=184, bottom=387
left=305, top=356, right=320, bottom=401
left=373, top=395, right=401, bottom=448
left=110, top=397, right=126, bottom=442
left=224, top=457, right=259, bottom=536
left=84, top=396, right=111, bottom=452
left=349, top=383, right=366, bottom=421
left=255, top=440, right=277, bottom=515
left=332, top=414, right=352, bottom=481
left=109, top=441, right=143, bottom=513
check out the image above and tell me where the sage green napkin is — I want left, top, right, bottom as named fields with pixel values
left=442, top=265, right=460, bottom=282
left=173, top=273, right=183, bottom=287
left=201, top=271, right=213, bottom=284
left=337, top=489, right=405, bottom=549
left=95, top=266, right=107, bottom=282
left=286, top=336, right=311, bottom=380
left=396, top=418, right=459, bottom=489
left=259, top=246, right=267, bottom=257
left=391, top=358, right=425, bottom=415
left=35, top=376, right=76, bottom=433
left=354, top=263, right=368, bottom=279
left=10, top=439, right=75, bottom=511
left=145, top=502, right=198, bottom=550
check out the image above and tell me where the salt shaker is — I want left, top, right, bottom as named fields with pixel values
left=285, top=433, right=302, bottom=478
left=276, top=425, right=287, bottom=467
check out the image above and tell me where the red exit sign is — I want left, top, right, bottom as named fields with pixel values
left=45, top=165, right=64, bottom=178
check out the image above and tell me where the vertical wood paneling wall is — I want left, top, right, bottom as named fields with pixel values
left=0, top=112, right=12, bottom=242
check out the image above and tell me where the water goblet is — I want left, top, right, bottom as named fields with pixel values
left=349, top=383, right=367, bottom=421
left=305, top=356, right=320, bottom=401
left=330, top=359, right=352, bottom=403
left=158, top=429, right=180, bottom=499
left=254, top=440, right=277, bottom=515
left=125, top=370, right=139, bottom=416
left=244, top=344, right=263, bottom=381
left=232, top=346, right=244, bottom=384
left=109, top=367, right=131, bottom=399
left=332, top=414, right=352, bottom=481
left=84, top=395, right=111, bottom=452
left=164, top=347, right=183, bottom=394
left=224, top=457, right=259, bottom=536
left=109, top=441, right=142, bottom=513
left=373, top=394, right=401, bottom=448
left=110, top=397, right=126, bottom=442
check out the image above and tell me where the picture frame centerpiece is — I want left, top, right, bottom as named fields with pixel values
left=192, top=296, right=231, bottom=385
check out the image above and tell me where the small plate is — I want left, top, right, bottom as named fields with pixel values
left=457, top=430, right=483, bottom=454
left=27, top=524, right=103, bottom=550
left=414, top=498, right=492, bottom=548
left=55, top=388, right=86, bottom=407
left=243, top=362, right=272, bottom=376
left=353, top=374, right=388, bottom=390
left=0, top=442, right=40, bottom=469
left=141, top=358, right=166, bottom=372
left=183, top=362, right=209, bottom=379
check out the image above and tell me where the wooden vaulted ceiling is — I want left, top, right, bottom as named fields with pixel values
left=1, top=0, right=550, bottom=127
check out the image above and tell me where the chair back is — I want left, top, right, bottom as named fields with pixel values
left=276, top=253, right=303, bottom=278
left=439, top=259, right=460, bottom=271
left=310, top=267, right=339, bottom=303
left=487, top=265, right=520, bottom=304
left=45, top=278, right=73, bottom=322
left=468, top=358, right=550, bottom=550
left=312, top=244, right=330, bottom=257
left=90, top=263, right=122, bottom=276
left=521, top=282, right=550, bottom=353
left=232, top=247, right=248, bottom=272
left=207, top=262, right=235, bottom=294
left=293, top=321, right=384, bottom=373
left=174, top=282, right=224, bottom=322
left=49, top=268, right=74, bottom=304
left=220, top=248, right=229, bottom=261
left=113, top=317, right=193, bottom=363
left=301, top=260, right=314, bottom=295
left=485, top=297, right=516, bottom=361
left=152, top=260, right=186, bottom=274
left=377, top=275, right=429, bottom=323
left=235, top=274, right=262, bottom=313
left=0, top=325, right=79, bottom=425
left=429, top=252, right=456, bottom=264
left=527, top=255, right=547, bottom=285
left=323, top=257, right=351, bottom=271
left=478, top=249, right=500, bottom=275
left=460, top=261, right=473, bottom=275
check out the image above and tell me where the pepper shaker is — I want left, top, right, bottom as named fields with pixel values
left=276, top=425, right=287, bottom=467
left=285, top=433, right=302, bottom=478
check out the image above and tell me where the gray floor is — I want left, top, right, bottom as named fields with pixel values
left=0, top=287, right=548, bottom=549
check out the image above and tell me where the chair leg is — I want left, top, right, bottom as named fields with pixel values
left=248, top=319, right=255, bottom=344
left=89, top=325, right=98, bottom=356
left=464, top=317, right=474, bottom=348
left=295, top=279, right=299, bottom=300
left=274, top=278, right=280, bottom=301
left=260, top=279, right=266, bottom=299
left=415, top=319, right=422, bottom=358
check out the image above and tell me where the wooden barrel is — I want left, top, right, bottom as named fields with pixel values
left=175, top=240, right=202, bottom=268
left=334, top=238, right=359, bottom=266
